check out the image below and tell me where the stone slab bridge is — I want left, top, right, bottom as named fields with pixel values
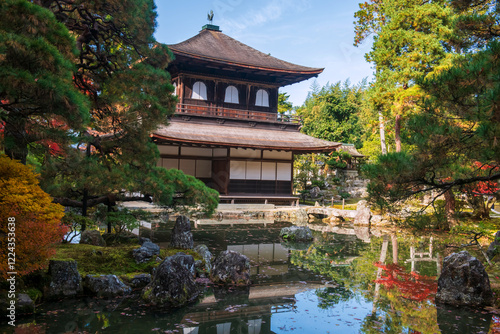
left=306, top=207, right=357, bottom=219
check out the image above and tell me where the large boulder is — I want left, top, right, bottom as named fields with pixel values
left=211, top=250, right=251, bottom=286
left=170, top=215, right=194, bottom=249
left=487, top=230, right=500, bottom=259
left=45, top=260, right=83, bottom=299
left=84, top=275, right=131, bottom=298
left=279, top=226, right=313, bottom=242
left=436, top=251, right=492, bottom=307
left=194, top=244, right=213, bottom=276
left=142, top=254, right=200, bottom=308
left=133, top=241, right=160, bottom=264
left=170, top=252, right=196, bottom=277
left=310, top=186, right=321, bottom=199
left=80, top=230, right=106, bottom=247
left=129, top=274, right=152, bottom=289
left=354, top=200, right=371, bottom=226
left=17, top=294, right=35, bottom=314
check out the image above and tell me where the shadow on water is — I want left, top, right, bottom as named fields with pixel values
left=2, top=218, right=498, bottom=333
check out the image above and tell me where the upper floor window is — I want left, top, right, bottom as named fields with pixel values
left=224, top=85, right=239, bottom=104
left=192, top=81, right=207, bottom=100
left=255, top=89, right=269, bottom=107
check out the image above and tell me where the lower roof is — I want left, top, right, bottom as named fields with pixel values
left=152, top=121, right=340, bottom=152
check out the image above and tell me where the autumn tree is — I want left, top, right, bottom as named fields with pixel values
left=0, top=155, right=66, bottom=279
left=354, top=0, right=454, bottom=152
left=360, top=0, right=500, bottom=223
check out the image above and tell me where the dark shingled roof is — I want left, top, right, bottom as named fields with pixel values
left=152, top=121, right=340, bottom=152
left=168, top=28, right=323, bottom=77
left=338, top=144, right=364, bottom=158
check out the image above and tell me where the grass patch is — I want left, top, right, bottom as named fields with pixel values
left=52, top=244, right=201, bottom=276
left=330, top=204, right=357, bottom=210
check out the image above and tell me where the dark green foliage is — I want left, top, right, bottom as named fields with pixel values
left=0, top=0, right=90, bottom=163
left=2, top=0, right=220, bottom=215
left=316, top=287, right=354, bottom=309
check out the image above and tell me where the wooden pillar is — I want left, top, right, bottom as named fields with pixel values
left=290, top=152, right=295, bottom=196
left=179, top=75, right=185, bottom=111
left=246, top=84, right=251, bottom=110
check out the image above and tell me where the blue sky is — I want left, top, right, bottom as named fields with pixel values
left=154, top=0, right=373, bottom=106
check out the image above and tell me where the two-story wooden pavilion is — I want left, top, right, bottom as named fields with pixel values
left=152, top=24, right=341, bottom=204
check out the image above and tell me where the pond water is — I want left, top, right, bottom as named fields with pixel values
left=3, top=219, right=499, bottom=334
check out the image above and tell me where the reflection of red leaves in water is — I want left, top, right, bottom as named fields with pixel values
left=374, top=262, right=437, bottom=302
left=491, top=315, right=500, bottom=334
left=15, top=324, right=45, bottom=334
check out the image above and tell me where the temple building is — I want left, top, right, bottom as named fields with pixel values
left=152, top=24, right=342, bottom=204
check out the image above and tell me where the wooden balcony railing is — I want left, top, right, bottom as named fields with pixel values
left=175, top=103, right=299, bottom=123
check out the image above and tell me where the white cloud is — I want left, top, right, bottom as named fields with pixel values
left=218, top=0, right=311, bottom=33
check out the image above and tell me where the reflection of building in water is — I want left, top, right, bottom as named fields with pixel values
left=405, top=237, right=442, bottom=274
left=195, top=219, right=275, bottom=228
left=228, top=243, right=289, bottom=276
left=181, top=282, right=325, bottom=334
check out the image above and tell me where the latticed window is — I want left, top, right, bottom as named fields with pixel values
left=224, top=85, right=239, bottom=104
left=192, top=81, right=207, bottom=100
left=255, top=89, right=269, bottom=107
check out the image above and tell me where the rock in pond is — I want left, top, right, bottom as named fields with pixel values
left=45, top=260, right=83, bottom=299
left=279, top=226, right=313, bottom=242
left=17, top=293, right=35, bottom=314
left=170, top=215, right=194, bottom=249
left=211, top=250, right=251, bottom=286
left=354, top=200, right=371, bottom=226
left=84, top=275, right=131, bottom=298
left=80, top=230, right=106, bottom=246
left=194, top=244, right=213, bottom=275
left=142, top=253, right=200, bottom=308
left=435, top=251, right=492, bottom=307
left=133, top=241, right=160, bottom=264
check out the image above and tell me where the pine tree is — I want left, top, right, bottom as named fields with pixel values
left=2, top=1, right=219, bottom=218
left=0, top=0, right=90, bottom=164
left=354, top=0, right=454, bottom=152
left=358, top=0, right=500, bottom=223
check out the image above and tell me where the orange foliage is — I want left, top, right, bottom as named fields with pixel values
left=0, top=155, right=66, bottom=279
left=374, top=262, right=437, bottom=302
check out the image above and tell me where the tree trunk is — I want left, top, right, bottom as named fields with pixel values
left=379, top=111, right=387, bottom=155
left=81, top=188, right=88, bottom=232
left=444, top=189, right=458, bottom=228
left=107, top=199, right=113, bottom=234
left=395, top=114, right=401, bottom=153
left=372, top=235, right=389, bottom=315
left=391, top=234, right=398, bottom=264
left=4, top=117, right=28, bottom=164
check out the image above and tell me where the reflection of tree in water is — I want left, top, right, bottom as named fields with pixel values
left=315, top=286, right=354, bottom=309
left=360, top=235, right=442, bottom=334
left=374, top=263, right=437, bottom=302
left=289, top=232, right=367, bottom=283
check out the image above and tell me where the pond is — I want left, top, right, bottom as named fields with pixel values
left=2, top=218, right=499, bottom=334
